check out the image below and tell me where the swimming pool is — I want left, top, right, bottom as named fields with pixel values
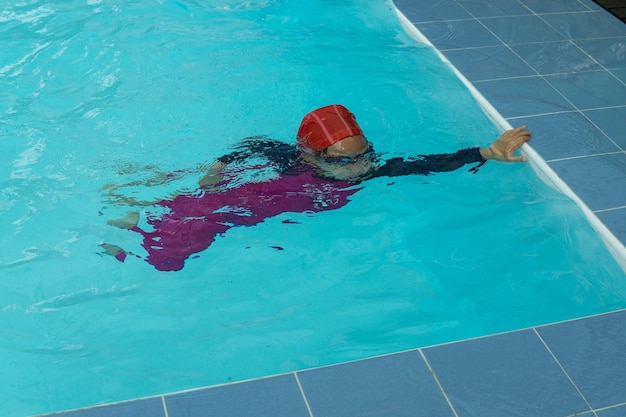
left=2, top=0, right=625, bottom=416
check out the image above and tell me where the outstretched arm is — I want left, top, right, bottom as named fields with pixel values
left=370, top=126, right=531, bottom=178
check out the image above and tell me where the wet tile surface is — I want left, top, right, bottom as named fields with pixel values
left=613, top=67, right=626, bottom=83
left=298, top=351, right=455, bottom=417
left=596, top=404, right=626, bottom=417
left=583, top=107, right=626, bottom=150
left=545, top=71, right=626, bottom=109
left=537, top=310, right=626, bottom=409
left=597, top=208, right=626, bottom=245
left=480, top=15, right=565, bottom=44
left=473, top=76, right=575, bottom=117
left=45, top=398, right=166, bottom=417
left=456, top=0, right=531, bottom=17
left=414, top=20, right=502, bottom=49
left=512, top=111, right=620, bottom=160
left=510, top=41, right=601, bottom=74
left=519, top=0, right=592, bottom=13
left=576, top=38, right=626, bottom=70
left=549, top=153, right=626, bottom=211
left=164, top=375, right=309, bottom=417
left=541, top=11, right=626, bottom=39
left=443, top=46, right=535, bottom=81
left=423, top=329, right=590, bottom=417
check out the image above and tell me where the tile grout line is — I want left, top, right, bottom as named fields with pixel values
left=545, top=150, right=624, bottom=163
left=509, top=107, right=625, bottom=154
left=506, top=104, right=626, bottom=120
left=529, top=10, right=626, bottom=104
left=418, top=349, right=460, bottom=417
left=578, top=110, right=626, bottom=152
left=534, top=13, right=626, bottom=88
left=532, top=328, right=598, bottom=416
left=437, top=36, right=626, bottom=51
left=594, top=401, right=626, bottom=413
left=409, top=9, right=612, bottom=26
left=440, top=6, right=626, bottom=122
left=507, top=109, right=584, bottom=119
left=595, top=205, right=626, bottom=213
left=293, top=372, right=315, bottom=417
left=413, top=6, right=626, bottom=126
left=471, top=68, right=609, bottom=84
left=449, top=13, right=587, bottom=116
left=506, top=106, right=626, bottom=152
left=161, top=396, right=170, bottom=417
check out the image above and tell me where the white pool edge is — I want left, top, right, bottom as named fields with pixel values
left=393, top=7, right=626, bottom=273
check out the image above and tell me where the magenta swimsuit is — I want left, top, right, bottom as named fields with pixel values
left=112, top=140, right=485, bottom=271
left=131, top=169, right=359, bottom=271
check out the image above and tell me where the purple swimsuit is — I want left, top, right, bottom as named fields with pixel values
left=129, top=168, right=359, bottom=271
left=110, top=143, right=484, bottom=271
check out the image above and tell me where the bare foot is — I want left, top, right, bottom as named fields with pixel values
left=107, top=211, right=140, bottom=229
left=100, top=243, right=124, bottom=256
left=99, top=243, right=128, bottom=262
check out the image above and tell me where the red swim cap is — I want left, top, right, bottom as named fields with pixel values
left=297, top=104, right=364, bottom=152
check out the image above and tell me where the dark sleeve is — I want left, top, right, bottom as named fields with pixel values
left=370, top=147, right=486, bottom=178
left=216, top=137, right=299, bottom=170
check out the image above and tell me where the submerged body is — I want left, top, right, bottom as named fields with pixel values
left=105, top=105, right=530, bottom=271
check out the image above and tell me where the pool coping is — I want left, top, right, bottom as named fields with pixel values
left=34, top=1, right=626, bottom=416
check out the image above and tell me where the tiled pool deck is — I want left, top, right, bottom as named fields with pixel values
left=39, top=1, right=626, bottom=416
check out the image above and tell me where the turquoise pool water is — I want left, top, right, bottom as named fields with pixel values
left=1, top=0, right=625, bottom=416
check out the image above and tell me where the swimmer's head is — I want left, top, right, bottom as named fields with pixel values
left=297, top=104, right=365, bottom=153
left=321, top=134, right=370, bottom=159
left=298, top=105, right=377, bottom=180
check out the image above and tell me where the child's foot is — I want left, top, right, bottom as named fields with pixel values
left=99, top=243, right=127, bottom=262
left=107, top=211, right=139, bottom=229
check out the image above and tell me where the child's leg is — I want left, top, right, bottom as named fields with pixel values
left=107, top=211, right=140, bottom=229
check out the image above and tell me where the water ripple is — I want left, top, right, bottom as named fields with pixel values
left=0, top=5, right=54, bottom=25
left=26, top=285, right=139, bottom=313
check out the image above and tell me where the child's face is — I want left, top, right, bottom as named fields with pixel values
left=310, top=135, right=376, bottom=180
left=324, top=135, right=369, bottom=158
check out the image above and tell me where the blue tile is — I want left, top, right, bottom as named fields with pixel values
left=542, top=11, right=626, bottom=40
left=415, top=20, right=502, bottom=50
left=584, top=106, right=626, bottom=150
left=394, top=0, right=472, bottom=23
left=597, top=404, right=626, bottom=417
left=517, top=0, right=591, bottom=13
left=575, top=38, right=626, bottom=70
left=545, top=71, right=626, bottom=109
left=596, top=208, right=626, bottom=246
left=537, top=310, right=626, bottom=410
left=423, top=330, right=589, bottom=417
left=164, top=375, right=309, bottom=417
left=41, top=398, right=166, bottom=417
left=297, top=351, right=455, bottom=417
left=474, top=76, right=574, bottom=117
left=455, top=0, right=531, bottom=18
left=548, top=153, right=626, bottom=211
left=511, top=111, right=620, bottom=160
left=613, top=68, right=626, bottom=84
left=443, top=46, right=536, bottom=81
left=480, top=15, right=565, bottom=44
left=511, top=41, right=601, bottom=75
left=579, top=0, right=606, bottom=11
